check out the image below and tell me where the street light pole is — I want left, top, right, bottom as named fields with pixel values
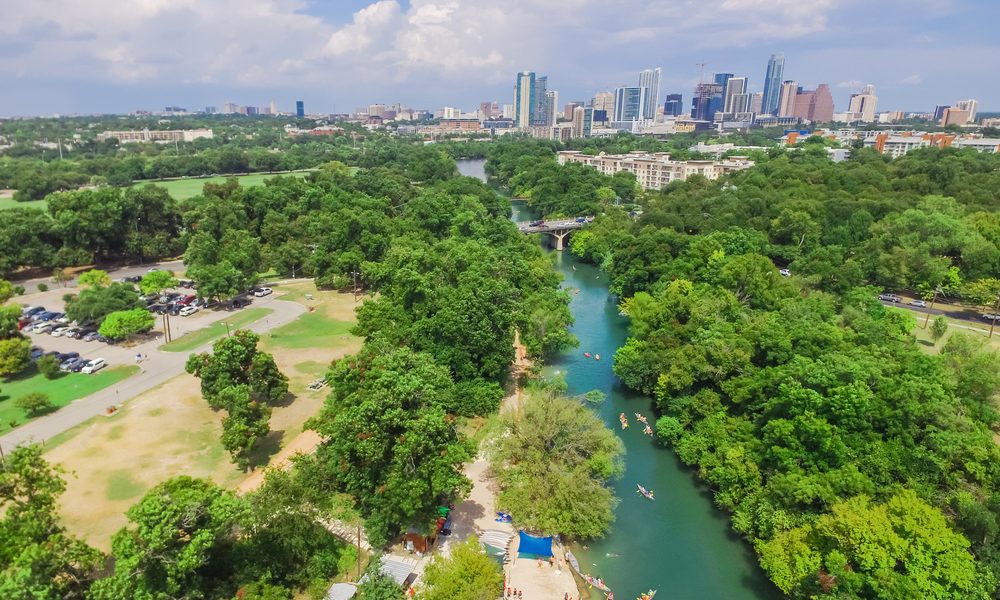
left=223, top=322, right=231, bottom=338
left=351, top=270, right=360, bottom=303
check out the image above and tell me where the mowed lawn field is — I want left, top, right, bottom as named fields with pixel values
left=131, top=171, right=313, bottom=199
left=0, top=196, right=48, bottom=211
left=46, top=280, right=363, bottom=550
left=0, top=366, right=139, bottom=434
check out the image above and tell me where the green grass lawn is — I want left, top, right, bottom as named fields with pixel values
left=132, top=171, right=312, bottom=200
left=161, top=307, right=273, bottom=352
left=0, top=366, right=140, bottom=433
left=0, top=196, right=48, bottom=211
left=264, top=310, right=355, bottom=350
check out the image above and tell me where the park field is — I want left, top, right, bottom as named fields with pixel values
left=0, top=366, right=138, bottom=434
left=161, top=307, right=273, bottom=352
left=47, top=281, right=363, bottom=550
left=131, top=170, right=312, bottom=199
left=0, top=196, right=48, bottom=211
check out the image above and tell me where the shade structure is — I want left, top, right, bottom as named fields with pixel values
left=517, top=531, right=553, bottom=557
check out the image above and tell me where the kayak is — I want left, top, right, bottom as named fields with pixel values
left=643, top=425, right=653, bottom=437
left=595, top=354, right=601, bottom=360
left=619, top=413, right=628, bottom=429
left=637, top=484, right=654, bottom=500
left=584, top=352, right=592, bottom=358
left=638, top=591, right=657, bottom=600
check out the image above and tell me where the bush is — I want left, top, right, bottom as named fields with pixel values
left=36, top=355, right=61, bottom=379
left=12, top=285, right=24, bottom=296
left=37, top=283, right=48, bottom=292
left=16, top=392, right=55, bottom=417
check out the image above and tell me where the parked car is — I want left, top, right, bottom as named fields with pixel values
left=982, top=314, right=1000, bottom=322
left=30, top=347, right=45, bottom=360
left=81, top=358, right=107, bottom=374
left=878, top=293, right=902, bottom=303
left=23, top=306, right=44, bottom=317
left=50, top=326, right=72, bottom=337
left=779, top=268, right=791, bottom=277
left=148, top=303, right=168, bottom=314
left=168, top=304, right=183, bottom=316
left=253, top=287, right=272, bottom=297
left=179, top=280, right=195, bottom=288
left=83, top=331, right=102, bottom=342
left=56, top=352, right=80, bottom=363
left=179, top=305, right=199, bottom=317
left=179, top=294, right=197, bottom=306
left=907, top=299, right=928, bottom=308
left=32, top=322, right=57, bottom=334
left=60, top=356, right=87, bottom=371
left=231, top=297, right=251, bottom=309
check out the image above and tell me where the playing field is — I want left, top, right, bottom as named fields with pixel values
left=0, top=196, right=48, bottom=211
left=131, top=171, right=312, bottom=199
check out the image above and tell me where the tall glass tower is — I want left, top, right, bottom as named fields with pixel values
left=515, top=71, right=536, bottom=128
left=761, top=53, right=785, bottom=115
left=638, top=68, right=661, bottom=120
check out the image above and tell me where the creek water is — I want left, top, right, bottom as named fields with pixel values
left=457, top=159, right=779, bottom=600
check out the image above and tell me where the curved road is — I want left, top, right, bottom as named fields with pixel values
left=0, top=294, right=305, bottom=450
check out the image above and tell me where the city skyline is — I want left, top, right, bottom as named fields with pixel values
left=1, top=0, right=998, bottom=116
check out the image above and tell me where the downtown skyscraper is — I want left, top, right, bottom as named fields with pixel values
left=514, top=71, right=536, bottom=128
left=638, top=68, right=661, bottom=120
left=761, top=53, right=785, bottom=115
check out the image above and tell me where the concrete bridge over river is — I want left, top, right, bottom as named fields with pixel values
left=516, top=218, right=592, bottom=250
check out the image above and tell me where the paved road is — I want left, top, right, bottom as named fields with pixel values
left=879, top=295, right=998, bottom=329
left=0, top=295, right=305, bottom=449
left=13, top=259, right=187, bottom=290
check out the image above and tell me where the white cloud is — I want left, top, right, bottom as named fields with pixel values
left=838, top=79, right=862, bottom=89
left=900, top=74, right=922, bottom=85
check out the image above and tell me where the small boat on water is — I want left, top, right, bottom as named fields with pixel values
left=566, top=550, right=613, bottom=593
left=595, top=354, right=601, bottom=360
left=643, top=425, right=653, bottom=437
left=584, top=352, right=592, bottom=358
left=634, top=413, right=648, bottom=424
left=637, top=484, right=654, bottom=500
left=619, top=413, right=628, bottom=429
left=638, top=591, right=657, bottom=600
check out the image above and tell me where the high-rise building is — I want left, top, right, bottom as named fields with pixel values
left=749, top=92, right=763, bottom=114
left=955, top=99, right=978, bottom=122
left=777, top=81, right=798, bottom=117
left=204, top=106, right=217, bottom=114
left=442, top=107, right=462, bottom=119
left=479, top=101, right=499, bottom=119
left=572, top=106, right=593, bottom=138
left=270, top=100, right=278, bottom=115
left=761, top=53, right=785, bottom=115
left=613, top=86, right=644, bottom=122
left=514, top=71, right=536, bottom=128
left=223, top=102, right=239, bottom=114
left=295, top=100, right=304, bottom=118
left=723, top=76, right=749, bottom=114
left=533, top=76, right=550, bottom=126
left=692, top=82, right=723, bottom=121
left=638, top=68, right=662, bottom=120
left=663, top=94, right=683, bottom=116
left=792, top=84, right=834, bottom=122
left=933, top=105, right=950, bottom=121
left=502, top=104, right=515, bottom=119
left=848, top=85, right=878, bottom=122
left=941, top=107, right=971, bottom=126
left=592, top=92, right=614, bottom=112
left=714, top=73, right=734, bottom=101
left=564, top=101, right=584, bottom=121
left=545, top=90, right=558, bottom=126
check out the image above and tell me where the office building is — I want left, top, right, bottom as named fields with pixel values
left=572, top=106, right=593, bottom=138
left=723, top=76, right=749, bottom=114
left=749, top=92, right=763, bottom=115
left=514, top=71, right=536, bottom=128
left=777, top=81, right=798, bottom=117
left=479, top=101, right=499, bottom=119
left=564, top=101, right=584, bottom=121
left=955, top=99, right=978, bottom=122
left=223, top=102, right=239, bottom=114
left=933, top=105, right=950, bottom=121
left=792, top=84, right=834, bottom=122
left=692, top=82, right=723, bottom=121
left=545, top=90, right=559, bottom=126
left=761, top=53, right=785, bottom=115
left=941, top=107, right=971, bottom=126
left=847, top=85, right=878, bottom=122
left=270, top=100, right=278, bottom=115
left=614, top=86, right=644, bottom=122
left=557, top=150, right=754, bottom=190
left=663, top=94, right=683, bottom=116
left=295, top=100, right=304, bottom=118
left=204, top=106, right=217, bottom=114
left=638, top=68, right=662, bottom=120
left=502, top=104, right=515, bottom=119
left=533, top=76, right=550, bottom=126
left=714, top=73, right=734, bottom=101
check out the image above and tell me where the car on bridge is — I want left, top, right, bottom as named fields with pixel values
left=529, top=220, right=545, bottom=227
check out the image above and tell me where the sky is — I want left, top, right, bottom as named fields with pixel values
left=1, top=0, right=997, bottom=116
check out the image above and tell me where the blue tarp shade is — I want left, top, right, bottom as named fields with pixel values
left=518, top=531, right=553, bottom=557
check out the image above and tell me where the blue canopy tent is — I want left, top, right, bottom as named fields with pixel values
left=517, top=531, right=553, bottom=558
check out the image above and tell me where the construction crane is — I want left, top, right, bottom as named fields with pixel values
left=696, top=62, right=707, bottom=85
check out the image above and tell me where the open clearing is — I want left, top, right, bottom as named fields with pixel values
left=131, top=171, right=312, bottom=200
left=0, top=366, right=138, bottom=434
left=0, top=196, right=48, bottom=211
left=47, top=281, right=362, bottom=550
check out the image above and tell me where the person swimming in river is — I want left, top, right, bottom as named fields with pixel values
left=634, top=413, right=648, bottom=424
left=643, top=425, right=653, bottom=437
left=619, top=413, right=628, bottom=429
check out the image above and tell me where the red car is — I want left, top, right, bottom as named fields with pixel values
left=179, top=294, right=197, bottom=306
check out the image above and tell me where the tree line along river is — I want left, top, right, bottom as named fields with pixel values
left=457, top=158, right=779, bottom=600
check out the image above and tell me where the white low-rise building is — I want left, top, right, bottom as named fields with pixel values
left=96, top=128, right=214, bottom=143
left=557, top=151, right=754, bottom=190
left=952, top=138, right=1000, bottom=153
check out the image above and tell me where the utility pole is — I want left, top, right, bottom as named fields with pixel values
left=923, top=288, right=939, bottom=329
left=352, top=270, right=360, bottom=303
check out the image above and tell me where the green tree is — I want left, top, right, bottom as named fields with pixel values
left=489, top=389, right=624, bottom=539
left=931, top=315, right=949, bottom=343
left=15, top=392, right=54, bottom=417
left=417, top=537, right=502, bottom=600
left=77, top=269, right=110, bottom=289
left=51, top=268, right=72, bottom=288
left=355, top=559, right=404, bottom=600
left=185, top=330, right=288, bottom=409
left=138, top=270, right=178, bottom=295
left=0, top=445, right=103, bottom=599
left=65, top=282, right=141, bottom=325
left=89, top=477, right=244, bottom=599
left=309, top=346, right=472, bottom=546
left=35, top=355, right=61, bottom=380
left=0, top=279, right=14, bottom=304
left=219, top=385, right=271, bottom=471
left=0, top=337, right=31, bottom=377
left=97, top=307, right=155, bottom=340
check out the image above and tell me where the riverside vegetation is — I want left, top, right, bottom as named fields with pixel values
left=488, top=137, right=1000, bottom=598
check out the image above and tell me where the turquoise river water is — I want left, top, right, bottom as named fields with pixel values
left=457, top=159, right=779, bottom=600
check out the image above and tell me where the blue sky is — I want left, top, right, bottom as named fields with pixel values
left=0, top=0, right=996, bottom=116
